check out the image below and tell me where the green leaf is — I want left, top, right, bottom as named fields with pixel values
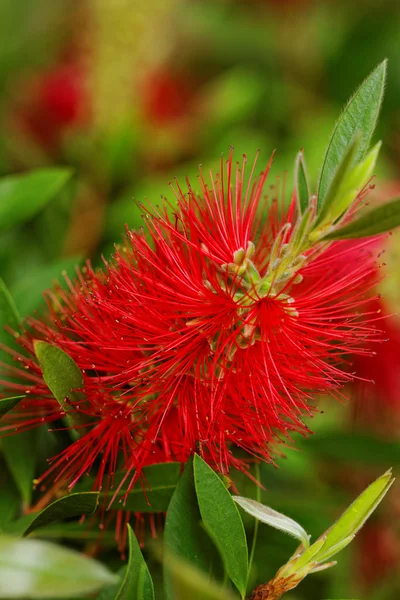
left=294, top=150, right=310, bottom=214
left=114, top=524, right=154, bottom=600
left=318, top=60, right=386, bottom=206
left=193, top=454, right=248, bottom=597
left=34, top=341, right=86, bottom=431
left=314, top=132, right=361, bottom=228
left=0, top=277, right=21, bottom=363
left=0, top=396, right=25, bottom=419
left=233, top=496, right=310, bottom=549
left=330, top=140, right=381, bottom=219
left=4, top=492, right=99, bottom=537
left=0, top=535, right=117, bottom=598
left=314, top=469, right=394, bottom=562
left=279, top=471, right=394, bottom=586
left=323, top=196, right=400, bottom=240
left=163, top=551, right=236, bottom=600
left=0, top=168, right=73, bottom=230
left=107, top=462, right=181, bottom=512
left=2, top=429, right=39, bottom=506
left=164, top=458, right=222, bottom=600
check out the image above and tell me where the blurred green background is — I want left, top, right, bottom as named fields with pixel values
left=0, top=1, right=400, bottom=598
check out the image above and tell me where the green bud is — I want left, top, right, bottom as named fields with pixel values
left=315, top=469, right=394, bottom=559
left=331, top=141, right=381, bottom=221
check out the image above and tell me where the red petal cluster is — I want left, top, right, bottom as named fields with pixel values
left=0, top=153, right=381, bottom=502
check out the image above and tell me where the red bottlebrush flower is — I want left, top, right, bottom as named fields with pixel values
left=1, top=152, right=381, bottom=506
left=352, top=298, right=400, bottom=433
left=14, top=62, right=88, bottom=150
left=140, top=67, right=194, bottom=126
left=356, top=521, right=400, bottom=590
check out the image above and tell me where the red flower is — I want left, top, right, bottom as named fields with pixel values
left=1, top=152, right=381, bottom=504
left=356, top=521, right=400, bottom=590
left=351, top=298, right=400, bottom=432
left=140, top=67, right=194, bottom=126
left=14, top=62, right=88, bottom=150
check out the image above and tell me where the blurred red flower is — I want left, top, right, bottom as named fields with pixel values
left=140, top=67, right=194, bottom=126
left=356, top=521, right=400, bottom=591
left=13, top=62, right=89, bottom=151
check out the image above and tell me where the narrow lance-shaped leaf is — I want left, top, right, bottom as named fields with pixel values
left=5, top=492, right=99, bottom=537
left=270, top=470, right=394, bottom=593
left=313, top=469, right=394, bottom=562
left=34, top=341, right=88, bottom=431
left=193, top=454, right=248, bottom=598
left=313, top=132, right=361, bottom=231
left=233, top=496, right=310, bottom=549
left=318, top=59, right=386, bottom=206
left=164, top=458, right=223, bottom=600
left=114, top=524, right=154, bottom=600
left=0, top=168, right=73, bottom=230
left=294, top=150, right=310, bottom=214
left=323, top=196, right=400, bottom=240
left=330, top=140, right=381, bottom=219
left=313, top=140, right=381, bottom=238
left=0, top=535, right=117, bottom=598
left=0, top=396, right=25, bottom=419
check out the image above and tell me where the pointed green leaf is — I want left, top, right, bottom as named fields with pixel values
left=4, top=492, right=99, bottom=537
left=193, top=454, right=248, bottom=597
left=233, top=496, right=310, bottom=549
left=314, top=132, right=361, bottom=228
left=280, top=471, right=393, bottom=584
left=334, top=140, right=381, bottom=214
left=0, top=168, right=73, bottom=230
left=34, top=341, right=87, bottom=431
left=164, top=458, right=222, bottom=600
left=318, top=60, right=386, bottom=205
left=114, top=524, right=154, bottom=600
left=0, top=396, right=25, bottom=419
left=163, top=551, right=236, bottom=600
left=323, top=196, right=400, bottom=240
left=295, top=150, right=310, bottom=214
left=28, top=492, right=98, bottom=536
left=0, top=535, right=117, bottom=598
left=315, top=470, right=394, bottom=561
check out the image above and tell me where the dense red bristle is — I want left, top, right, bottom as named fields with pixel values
left=0, top=152, right=382, bottom=548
